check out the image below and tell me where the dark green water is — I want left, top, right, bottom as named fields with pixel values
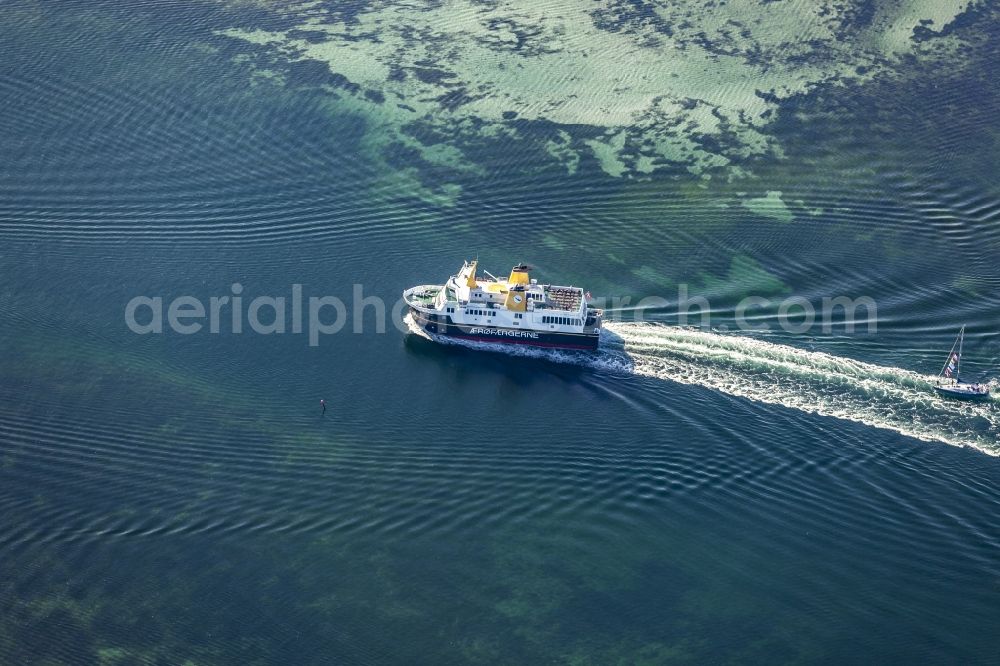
left=2, top=1, right=1000, bottom=663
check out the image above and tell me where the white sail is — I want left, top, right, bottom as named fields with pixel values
left=939, top=326, right=963, bottom=381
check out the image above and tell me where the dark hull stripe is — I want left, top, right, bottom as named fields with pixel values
left=409, top=307, right=599, bottom=350
left=447, top=334, right=597, bottom=350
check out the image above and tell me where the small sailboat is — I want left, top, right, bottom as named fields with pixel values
left=934, top=326, right=992, bottom=401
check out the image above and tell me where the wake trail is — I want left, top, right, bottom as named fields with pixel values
left=605, top=323, right=998, bottom=455
left=405, top=315, right=999, bottom=454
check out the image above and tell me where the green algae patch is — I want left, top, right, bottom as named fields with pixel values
left=585, top=131, right=629, bottom=178
left=725, top=255, right=789, bottom=296
left=952, top=275, right=983, bottom=298
left=697, top=254, right=789, bottom=299
left=545, top=130, right=581, bottom=175
left=633, top=265, right=676, bottom=291
left=742, top=191, right=794, bottom=224
left=217, top=0, right=982, bottom=185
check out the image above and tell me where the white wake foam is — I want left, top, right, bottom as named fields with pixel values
left=405, top=315, right=999, bottom=454
left=606, top=322, right=998, bottom=455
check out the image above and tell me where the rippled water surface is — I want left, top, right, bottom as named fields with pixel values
left=2, top=1, right=1000, bottom=663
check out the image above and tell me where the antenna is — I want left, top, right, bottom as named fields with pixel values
left=958, top=325, right=965, bottom=381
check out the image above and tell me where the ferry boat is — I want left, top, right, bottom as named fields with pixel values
left=403, top=261, right=602, bottom=350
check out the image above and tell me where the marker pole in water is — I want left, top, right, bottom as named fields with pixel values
left=320, top=398, right=326, bottom=415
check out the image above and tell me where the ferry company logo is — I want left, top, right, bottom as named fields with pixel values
left=469, top=327, right=539, bottom=338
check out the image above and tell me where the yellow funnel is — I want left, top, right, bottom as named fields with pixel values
left=504, top=287, right=527, bottom=312
left=508, top=264, right=530, bottom=286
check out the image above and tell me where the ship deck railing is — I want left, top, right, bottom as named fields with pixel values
left=544, top=286, right=583, bottom=311
left=403, top=285, right=442, bottom=307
